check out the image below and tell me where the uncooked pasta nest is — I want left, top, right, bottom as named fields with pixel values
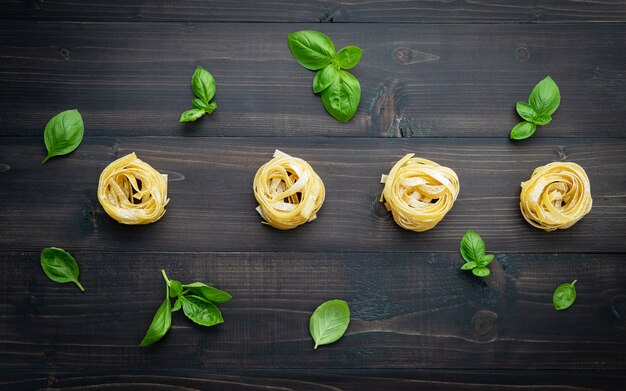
left=520, top=162, right=592, bottom=231
left=253, top=150, right=325, bottom=230
left=97, top=152, right=169, bottom=224
left=380, top=154, right=460, bottom=232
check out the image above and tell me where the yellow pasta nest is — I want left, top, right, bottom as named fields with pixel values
left=97, top=152, right=169, bottom=224
left=381, top=154, right=459, bottom=232
left=253, top=150, right=325, bottom=230
left=520, top=162, right=592, bottom=231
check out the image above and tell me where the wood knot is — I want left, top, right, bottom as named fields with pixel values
left=111, top=142, right=120, bottom=156
left=0, top=163, right=10, bottom=173
left=47, top=375, right=56, bottom=386
left=470, top=310, right=498, bottom=341
left=318, top=6, right=340, bottom=23
left=371, top=195, right=389, bottom=220
left=516, top=44, right=530, bottom=63
left=393, top=47, right=440, bottom=65
left=554, top=146, right=568, bottom=161
left=82, top=199, right=100, bottom=231
left=369, top=81, right=398, bottom=136
left=609, top=299, right=625, bottom=329
left=59, top=48, right=70, bottom=61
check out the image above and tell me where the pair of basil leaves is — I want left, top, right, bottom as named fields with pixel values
left=510, top=76, right=561, bottom=140
left=288, top=30, right=362, bottom=122
left=140, top=270, right=231, bottom=347
left=180, top=66, right=217, bottom=122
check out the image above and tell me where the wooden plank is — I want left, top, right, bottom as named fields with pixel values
left=2, top=1, right=626, bottom=23
left=2, top=370, right=626, bottom=390
left=0, top=22, right=624, bottom=138
left=1, top=137, right=624, bottom=253
left=0, top=251, right=624, bottom=370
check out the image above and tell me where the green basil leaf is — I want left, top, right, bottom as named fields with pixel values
left=42, top=109, right=84, bottom=165
left=172, top=298, right=182, bottom=312
left=480, top=254, right=494, bottom=266
left=460, top=230, right=485, bottom=264
left=181, top=295, right=224, bottom=327
left=510, top=121, right=536, bottom=140
left=192, top=98, right=209, bottom=110
left=205, top=102, right=217, bottom=115
left=169, top=280, right=183, bottom=297
left=139, top=298, right=172, bottom=346
left=516, top=102, right=536, bottom=122
left=461, top=262, right=477, bottom=270
left=529, top=76, right=560, bottom=116
left=533, top=113, right=552, bottom=126
left=40, top=247, right=84, bottom=291
left=553, top=280, right=577, bottom=311
left=313, top=64, right=339, bottom=93
left=320, top=70, right=361, bottom=122
left=191, top=66, right=216, bottom=103
left=472, top=267, right=491, bottom=277
left=179, top=109, right=206, bottom=123
left=183, top=282, right=232, bottom=303
left=334, top=46, right=362, bottom=69
left=309, top=299, right=350, bottom=349
left=288, top=30, right=335, bottom=71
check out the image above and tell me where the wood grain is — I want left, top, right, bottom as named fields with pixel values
left=2, top=1, right=626, bottom=23
left=1, top=251, right=624, bottom=370
left=0, top=22, right=624, bottom=138
left=1, top=137, right=624, bottom=253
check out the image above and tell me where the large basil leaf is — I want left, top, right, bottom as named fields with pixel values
left=181, top=295, right=224, bottom=327
left=460, top=230, right=485, bottom=264
left=320, top=70, right=361, bottom=122
left=42, top=109, right=84, bottom=164
left=139, top=298, right=172, bottom=346
left=334, top=46, right=362, bottom=69
left=183, top=282, right=232, bottom=303
left=288, top=30, right=335, bottom=70
left=312, top=64, right=339, bottom=93
left=309, top=299, right=350, bottom=349
left=191, top=66, right=216, bottom=103
left=529, top=76, right=560, bottom=116
left=40, top=247, right=84, bottom=291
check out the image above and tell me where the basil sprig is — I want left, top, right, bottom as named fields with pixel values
left=288, top=30, right=362, bottom=122
left=553, top=279, right=577, bottom=311
left=40, top=247, right=85, bottom=291
left=459, top=230, right=495, bottom=277
left=510, top=76, right=560, bottom=140
left=42, top=109, right=84, bottom=164
left=309, top=299, right=350, bottom=349
left=140, top=270, right=231, bottom=347
left=180, top=66, right=217, bottom=123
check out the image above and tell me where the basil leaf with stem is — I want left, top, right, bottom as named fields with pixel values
left=288, top=30, right=335, bottom=71
left=510, top=121, right=537, bottom=140
left=320, top=70, right=361, bottom=122
left=180, top=109, right=205, bottom=123
left=553, top=279, right=577, bottom=311
left=181, top=295, right=224, bottom=327
left=139, top=271, right=172, bottom=347
left=191, top=66, right=216, bottom=103
left=309, top=299, right=350, bottom=349
left=529, top=76, right=560, bottom=116
left=334, top=46, right=362, bottom=69
left=183, top=282, right=232, bottom=303
left=40, top=247, right=84, bottom=291
left=172, top=298, right=182, bottom=312
left=42, top=109, right=84, bottom=164
left=313, top=63, right=339, bottom=93
left=516, top=102, right=536, bottom=122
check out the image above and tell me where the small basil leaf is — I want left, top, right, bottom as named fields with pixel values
left=192, top=98, right=209, bottom=110
left=461, top=262, right=477, bottom=270
left=139, top=298, right=172, bottom=346
left=320, top=70, right=361, bottom=122
left=516, top=102, right=536, bottom=122
left=480, top=254, right=494, bottom=266
left=181, top=295, right=224, bottom=327
left=529, top=76, right=560, bottom=116
left=309, top=299, right=350, bottom=349
left=172, top=298, right=182, bottom=312
left=288, top=30, right=335, bottom=71
left=313, top=64, right=339, bottom=93
left=533, top=113, right=552, bottom=126
left=205, top=102, right=217, bottom=115
left=553, top=280, right=577, bottom=311
left=40, top=247, right=84, bottom=291
left=510, top=121, right=536, bottom=140
left=42, top=109, right=84, bottom=164
left=179, top=109, right=206, bottom=123
left=183, top=282, right=232, bottom=303
left=460, top=230, right=485, bottom=264
left=334, top=46, right=362, bottom=69
left=191, top=66, right=216, bottom=103
left=472, top=267, right=491, bottom=277
left=169, top=280, right=183, bottom=297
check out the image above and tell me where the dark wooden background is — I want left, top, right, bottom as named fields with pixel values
left=1, top=1, right=625, bottom=389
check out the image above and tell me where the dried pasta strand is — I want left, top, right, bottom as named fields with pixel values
left=381, top=154, right=459, bottom=232
left=253, top=150, right=325, bottom=230
left=520, top=162, right=592, bottom=231
left=97, top=152, right=169, bottom=225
